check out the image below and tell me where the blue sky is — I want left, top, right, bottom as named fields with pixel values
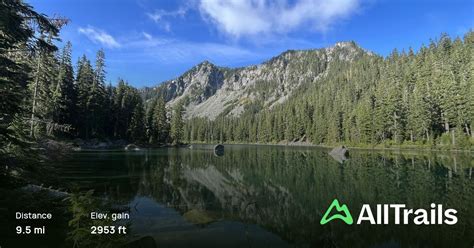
left=28, top=0, right=473, bottom=87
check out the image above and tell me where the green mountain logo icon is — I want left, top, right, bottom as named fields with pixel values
left=320, top=199, right=353, bottom=225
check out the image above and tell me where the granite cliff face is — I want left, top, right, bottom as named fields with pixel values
left=144, top=41, right=369, bottom=120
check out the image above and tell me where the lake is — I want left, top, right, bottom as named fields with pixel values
left=40, top=145, right=474, bottom=247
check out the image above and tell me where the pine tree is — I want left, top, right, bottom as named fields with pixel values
left=151, top=97, right=169, bottom=144
left=51, top=42, right=76, bottom=129
left=128, top=101, right=145, bottom=142
left=0, top=0, right=59, bottom=174
left=103, top=83, right=115, bottom=137
left=113, top=80, right=127, bottom=138
left=112, top=79, right=143, bottom=140
left=170, top=102, right=184, bottom=145
left=75, top=55, right=95, bottom=138
left=28, top=34, right=60, bottom=138
left=145, top=99, right=156, bottom=143
left=89, top=49, right=107, bottom=136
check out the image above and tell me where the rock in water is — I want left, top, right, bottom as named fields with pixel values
left=189, top=144, right=224, bottom=156
left=125, top=144, right=140, bottom=151
left=214, top=144, right=224, bottom=156
left=329, top=145, right=349, bottom=164
left=330, top=145, right=349, bottom=156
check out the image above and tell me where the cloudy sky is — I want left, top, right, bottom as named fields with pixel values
left=29, top=0, right=473, bottom=87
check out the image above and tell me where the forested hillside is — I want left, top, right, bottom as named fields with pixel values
left=179, top=33, right=473, bottom=148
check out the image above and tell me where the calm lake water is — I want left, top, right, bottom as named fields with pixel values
left=55, top=145, right=473, bottom=247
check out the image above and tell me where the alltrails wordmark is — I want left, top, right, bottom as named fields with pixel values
left=321, top=199, right=458, bottom=225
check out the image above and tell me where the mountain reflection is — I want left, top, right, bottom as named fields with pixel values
left=60, top=146, right=474, bottom=247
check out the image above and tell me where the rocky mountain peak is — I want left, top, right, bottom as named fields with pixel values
left=164, top=60, right=225, bottom=106
left=146, top=41, right=373, bottom=120
left=334, top=41, right=357, bottom=48
left=197, top=60, right=215, bottom=67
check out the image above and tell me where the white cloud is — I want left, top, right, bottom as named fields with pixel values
left=147, top=7, right=188, bottom=22
left=142, top=32, right=153, bottom=41
left=199, top=0, right=362, bottom=37
left=128, top=33, right=170, bottom=48
left=147, top=6, right=189, bottom=32
left=78, top=26, right=121, bottom=48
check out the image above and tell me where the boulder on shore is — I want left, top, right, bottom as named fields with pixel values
left=329, top=145, right=349, bottom=164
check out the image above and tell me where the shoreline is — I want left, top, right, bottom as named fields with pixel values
left=189, top=141, right=473, bottom=153
left=41, top=138, right=472, bottom=154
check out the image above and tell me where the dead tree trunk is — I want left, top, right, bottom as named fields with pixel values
left=30, top=55, right=41, bottom=138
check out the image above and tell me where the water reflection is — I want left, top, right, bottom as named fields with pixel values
left=59, top=146, right=474, bottom=247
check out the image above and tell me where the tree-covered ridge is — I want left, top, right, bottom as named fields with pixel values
left=182, top=32, right=473, bottom=149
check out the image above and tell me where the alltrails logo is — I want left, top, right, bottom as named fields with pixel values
left=320, top=199, right=353, bottom=225
left=320, top=199, right=458, bottom=225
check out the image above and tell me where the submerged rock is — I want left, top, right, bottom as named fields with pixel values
left=329, top=145, right=349, bottom=164
left=183, top=209, right=215, bottom=225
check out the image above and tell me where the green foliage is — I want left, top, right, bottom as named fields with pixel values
left=181, top=31, right=473, bottom=150
left=51, top=41, right=76, bottom=131
left=75, top=55, right=95, bottom=137
left=128, top=101, right=145, bottom=142
left=0, top=0, right=59, bottom=177
left=65, top=190, right=128, bottom=248
left=147, top=97, right=169, bottom=144
left=170, top=102, right=184, bottom=145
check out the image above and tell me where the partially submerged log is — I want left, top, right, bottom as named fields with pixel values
left=189, top=144, right=224, bottom=156
left=329, top=145, right=349, bottom=164
left=21, top=184, right=69, bottom=199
